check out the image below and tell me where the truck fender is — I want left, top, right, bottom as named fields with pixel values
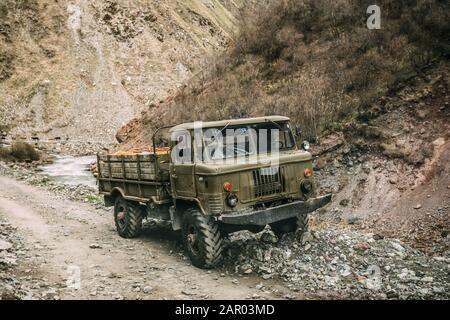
left=171, top=199, right=205, bottom=231
left=104, top=188, right=126, bottom=207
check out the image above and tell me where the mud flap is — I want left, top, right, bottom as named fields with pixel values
left=170, top=206, right=182, bottom=231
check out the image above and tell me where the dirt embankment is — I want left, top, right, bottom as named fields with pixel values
left=312, top=63, right=450, bottom=255
left=217, top=63, right=449, bottom=299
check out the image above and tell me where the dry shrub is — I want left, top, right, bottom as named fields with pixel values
left=0, top=146, right=13, bottom=161
left=9, top=142, right=40, bottom=161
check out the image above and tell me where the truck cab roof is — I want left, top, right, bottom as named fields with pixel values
left=169, top=116, right=290, bottom=132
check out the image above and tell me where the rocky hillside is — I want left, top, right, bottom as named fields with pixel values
left=0, top=0, right=249, bottom=145
left=120, top=0, right=449, bottom=146
left=312, top=64, right=449, bottom=255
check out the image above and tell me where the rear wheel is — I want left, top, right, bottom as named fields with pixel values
left=181, top=207, right=223, bottom=269
left=114, top=197, right=144, bottom=238
left=270, top=214, right=309, bottom=238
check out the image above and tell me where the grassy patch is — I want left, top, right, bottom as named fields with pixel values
left=84, top=194, right=103, bottom=204
left=29, top=177, right=50, bottom=186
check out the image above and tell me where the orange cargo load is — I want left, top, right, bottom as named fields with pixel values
left=111, top=146, right=170, bottom=156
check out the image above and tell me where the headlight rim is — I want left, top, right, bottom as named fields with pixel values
left=300, top=180, right=313, bottom=194
left=226, top=193, right=239, bottom=207
left=301, top=140, right=310, bottom=151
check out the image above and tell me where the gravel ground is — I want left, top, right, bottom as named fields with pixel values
left=224, top=228, right=449, bottom=299
left=0, top=217, right=53, bottom=299
left=1, top=161, right=449, bottom=300
left=0, top=163, right=286, bottom=300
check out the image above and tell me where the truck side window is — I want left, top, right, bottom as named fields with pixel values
left=172, top=131, right=192, bottom=164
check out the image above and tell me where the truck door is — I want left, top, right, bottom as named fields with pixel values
left=170, top=130, right=196, bottom=198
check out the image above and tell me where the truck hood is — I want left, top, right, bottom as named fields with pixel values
left=195, top=150, right=312, bottom=175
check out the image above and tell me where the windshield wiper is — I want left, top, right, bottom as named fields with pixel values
left=234, top=146, right=250, bottom=156
left=218, top=121, right=231, bottom=134
left=266, top=118, right=282, bottom=130
left=205, top=121, right=231, bottom=146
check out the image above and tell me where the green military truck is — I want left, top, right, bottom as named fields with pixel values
left=97, top=116, right=331, bottom=268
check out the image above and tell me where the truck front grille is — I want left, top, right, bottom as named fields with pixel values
left=252, top=167, right=285, bottom=198
left=207, top=194, right=223, bottom=215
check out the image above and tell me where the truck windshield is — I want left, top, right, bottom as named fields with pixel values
left=203, top=122, right=295, bottom=161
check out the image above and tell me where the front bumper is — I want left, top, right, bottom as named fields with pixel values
left=219, top=194, right=331, bottom=226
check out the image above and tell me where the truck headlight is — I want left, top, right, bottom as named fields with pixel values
left=301, top=141, right=310, bottom=151
left=301, top=180, right=313, bottom=194
left=226, top=193, right=238, bottom=207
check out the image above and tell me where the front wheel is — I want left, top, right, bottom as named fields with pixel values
left=270, top=214, right=309, bottom=238
left=114, top=197, right=144, bottom=238
left=181, top=207, right=223, bottom=269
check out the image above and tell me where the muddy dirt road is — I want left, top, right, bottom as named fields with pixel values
left=2, top=163, right=448, bottom=300
left=0, top=176, right=288, bottom=300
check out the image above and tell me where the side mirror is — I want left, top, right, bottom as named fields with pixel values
left=294, top=126, right=302, bottom=137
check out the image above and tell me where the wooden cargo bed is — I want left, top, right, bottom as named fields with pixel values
left=97, top=147, right=171, bottom=202
left=98, top=154, right=158, bottom=181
